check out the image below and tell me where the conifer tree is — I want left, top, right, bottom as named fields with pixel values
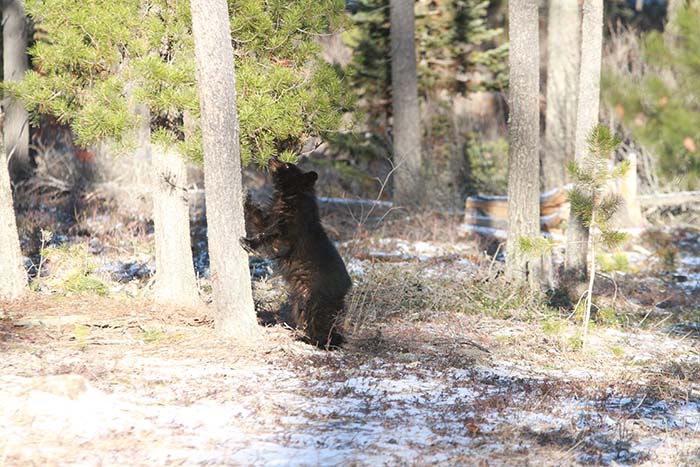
left=11, top=0, right=201, bottom=306
left=347, top=0, right=507, bottom=119
left=604, top=2, right=700, bottom=189
left=345, top=0, right=507, bottom=203
left=567, top=124, right=628, bottom=346
left=8, top=0, right=348, bottom=308
left=12, top=0, right=348, bottom=165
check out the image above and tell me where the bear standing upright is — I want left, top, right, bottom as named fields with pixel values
left=240, top=156, right=352, bottom=349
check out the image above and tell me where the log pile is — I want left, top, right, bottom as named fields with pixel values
left=459, top=188, right=569, bottom=238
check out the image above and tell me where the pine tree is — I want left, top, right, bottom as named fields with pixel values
left=567, top=124, right=628, bottom=346
left=8, top=0, right=348, bottom=164
left=11, top=0, right=202, bottom=306
left=344, top=0, right=508, bottom=204
left=7, top=0, right=348, bottom=306
left=604, top=1, right=700, bottom=189
left=347, top=0, right=507, bottom=117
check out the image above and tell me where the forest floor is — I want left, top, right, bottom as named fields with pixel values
left=2, top=193, right=700, bottom=466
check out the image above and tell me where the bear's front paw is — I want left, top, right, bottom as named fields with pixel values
left=239, top=237, right=255, bottom=253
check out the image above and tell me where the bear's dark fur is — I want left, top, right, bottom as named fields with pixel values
left=241, top=156, right=351, bottom=349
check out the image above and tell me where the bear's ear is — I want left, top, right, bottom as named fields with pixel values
left=304, top=171, right=318, bottom=186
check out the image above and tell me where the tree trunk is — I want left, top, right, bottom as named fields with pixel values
left=505, top=0, right=543, bottom=288
left=3, top=0, right=31, bottom=181
left=542, top=0, right=580, bottom=191
left=0, top=136, right=27, bottom=300
left=190, top=0, right=259, bottom=340
left=151, top=143, right=200, bottom=308
left=390, top=0, right=422, bottom=206
left=565, top=0, right=603, bottom=279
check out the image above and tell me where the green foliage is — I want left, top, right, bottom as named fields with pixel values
left=567, top=186, right=594, bottom=227
left=596, top=252, right=630, bottom=273
left=567, top=124, right=629, bottom=247
left=36, top=243, right=109, bottom=296
left=73, top=324, right=90, bottom=349
left=541, top=317, right=566, bottom=336
left=567, top=334, right=583, bottom=351
left=7, top=0, right=139, bottom=147
left=139, top=327, right=166, bottom=344
left=63, top=273, right=109, bottom=296
left=567, top=124, right=629, bottom=347
left=345, top=0, right=507, bottom=125
left=603, top=3, right=700, bottom=189
left=518, top=236, right=555, bottom=257
left=7, top=0, right=348, bottom=165
left=464, top=135, right=509, bottom=195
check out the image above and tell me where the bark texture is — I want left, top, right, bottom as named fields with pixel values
left=565, top=0, right=603, bottom=279
left=0, top=137, right=27, bottom=300
left=542, top=0, right=580, bottom=191
left=3, top=0, right=31, bottom=181
left=190, top=0, right=258, bottom=339
left=390, top=0, right=422, bottom=205
left=505, top=0, right=542, bottom=288
left=151, top=144, right=200, bottom=308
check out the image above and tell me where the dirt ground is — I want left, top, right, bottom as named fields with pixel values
left=2, top=233, right=700, bottom=467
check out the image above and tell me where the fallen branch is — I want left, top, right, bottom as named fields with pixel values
left=638, top=191, right=700, bottom=208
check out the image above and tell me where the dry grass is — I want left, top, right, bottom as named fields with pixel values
left=2, top=276, right=699, bottom=466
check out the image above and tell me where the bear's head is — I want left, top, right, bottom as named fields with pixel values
left=268, top=156, right=318, bottom=195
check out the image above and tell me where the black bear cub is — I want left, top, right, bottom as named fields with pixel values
left=241, top=156, right=352, bottom=349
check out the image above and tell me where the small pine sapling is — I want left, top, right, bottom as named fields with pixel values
left=567, top=123, right=629, bottom=346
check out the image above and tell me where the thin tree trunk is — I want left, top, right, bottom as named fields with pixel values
left=151, top=143, right=200, bottom=308
left=505, top=0, right=542, bottom=289
left=190, top=0, right=259, bottom=339
left=582, top=209, right=595, bottom=347
left=542, top=0, right=580, bottom=191
left=565, top=0, right=603, bottom=279
left=3, top=0, right=31, bottom=181
left=390, top=0, right=422, bottom=205
left=0, top=136, right=27, bottom=300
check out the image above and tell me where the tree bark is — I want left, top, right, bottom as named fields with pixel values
left=390, top=0, right=422, bottom=206
left=190, top=0, right=259, bottom=339
left=542, top=0, right=580, bottom=191
left=505, top=0, right=543, bottom=288
left=151, top=143, right=200, bottom=308
left=0, top=135, right=27, bottom=300
left=3, top=0, right=31, bottom=181
left=565, top=0, right=603, bottom=279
